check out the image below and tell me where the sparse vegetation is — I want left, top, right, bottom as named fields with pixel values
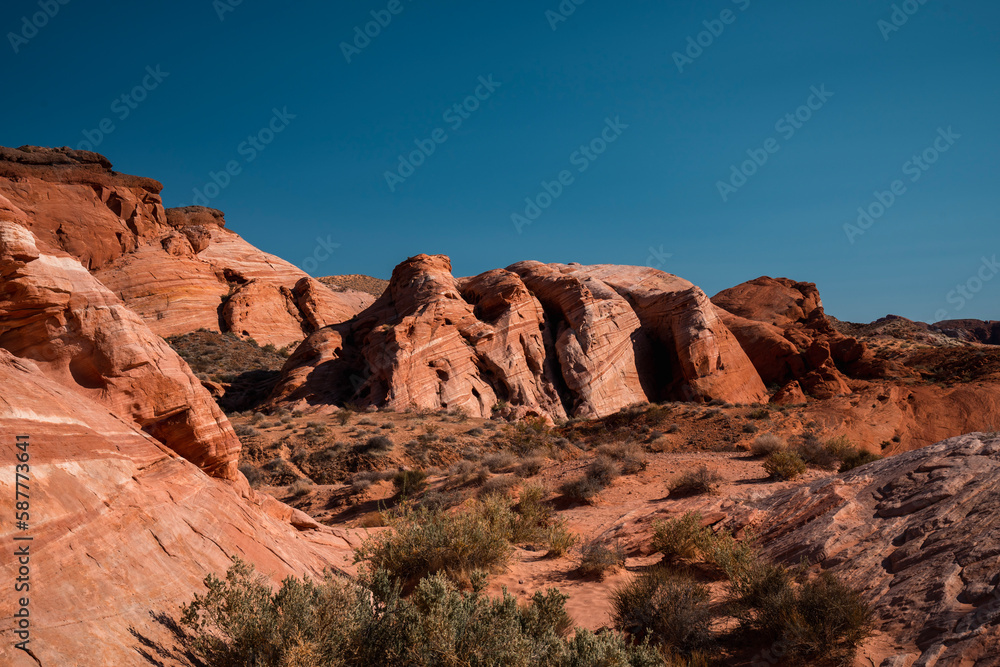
left=668, top=466, right=723, bottom=497
left=578, top=539, right=626, bottom=580
left=763, top=450, right=807, bottom=480
left=180, top=558, right=660, bottom=667
left=559, top=455, right=622, bottom=502
left=612, top=569, right=713, bottom=655
left=750, top=433, right=786, bottom=457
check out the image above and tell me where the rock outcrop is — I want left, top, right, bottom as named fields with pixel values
left=712, top=277, right=870, bottom=399
left=733, top=432, right=1000, bottom=666
left=0, top=146, right=373, bottom=347
left=272, top=255, right=768, bottom=419
left=0, top=221, right=240, bottom=479
left=0, top=349, right=356, bottom=666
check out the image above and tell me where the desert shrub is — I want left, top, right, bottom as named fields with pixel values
left=794, top=435, right=839, bottom=470
left=669, top=466, right=723, bottom=497
left=822, top=435, right=855, bottom=460
left=392, top=469, right=428, bottom=497
left=359, top=435, right=394, bottom=455
left=335, top=410, right=352, bottom=426
left=560, top=456, right=621, bottom=501
left=279, top=415, right=293, bottom=424
left=250, top=412, right=265, bottom=424
left=733, top=568, right=874, bottom=665
left=482, top=451, right=517, bottom=473
left=181, top=559, right=660, bottom=667
left=651, top=513, right=712, bottom=563
left=233, top=423, right=260, bottom=438
left=477, top=474, right=519, bottom=500
left=358, top=417, right=376, bottom=426
left=597, top=443, right=647, bottom=475
left=612, top=569, right=713, bottom=654
left=354, top=500, right=515, bottom=586
left=839, top=450, right=882, bottom=473
left=350, top=478, right=373, bottom=495
left=587, top=456, right=621, bottom=485
left=286, top=479, right=313, bottom=498
left=578, top=539, right=626, bottom=580
left=747, top=407, right=771, bottom=420
left=238, top=463, right=262, bottom=488
left=515, top=456, right=545, bottom=478
left=666, top=424, right=681, bottom=433
left=764, top=451, right=807, bottom=480
left=742, top=423, right=759, bottom=434
left=446, top=460, right=490, bottom=487
left=545, top=520, right=578, bottom=558
left=511, top=484, right=552, bottom=543
left=750, top=433, right=786, bottom=457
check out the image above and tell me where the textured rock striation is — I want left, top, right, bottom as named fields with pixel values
left=272, top=255, right=768, bottom=419
left=0, top=146, right=372, bottom=347
left=733, top=433, right=1000, bottom=666
left=0, top=220, right=240, bottom=479
left=0, top=349, right=356, bottom=667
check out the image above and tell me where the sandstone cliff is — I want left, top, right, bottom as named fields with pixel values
left=0, top=146, right=372, bottom=347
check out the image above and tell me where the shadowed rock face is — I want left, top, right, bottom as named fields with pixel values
left=0, top=221, right=241, bottom=479
left=271, top=254, right=768, bottom=419
left=0, top=146, right=372, bottom=347
left=732, top=433, right=1000, bottom=667
left=0, top=348, right=356, bottom=667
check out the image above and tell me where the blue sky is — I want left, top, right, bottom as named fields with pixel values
left=2, top=0, right=998, bottom=323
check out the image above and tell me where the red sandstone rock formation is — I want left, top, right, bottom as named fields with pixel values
left=0, top=349, right=356, bottom=666
left=0, top=221, right=240, bottom=479
left=712, top=276, right=869, bottom=399
left=272, top=255, right=768, bottom=419
left=0, top=146, right=372, bottom=347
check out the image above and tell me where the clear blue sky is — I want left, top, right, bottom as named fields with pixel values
left=2, top=0, right=998, bottom=323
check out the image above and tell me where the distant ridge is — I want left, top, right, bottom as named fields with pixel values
left=320, top=274, right=389, bottom=297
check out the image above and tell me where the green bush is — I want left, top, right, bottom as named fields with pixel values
left=763, top=451, right=807, bottom=480
left=732, top=566, right=874, bottom=665
left=651, top=512, right=711, bottom=563
left=181, top=559, right=660, bottom=667
left=612, top=569, right=713, bottom=654
left=545, top=520, right=578, bottom=558
left=355, top=499, right=515, bottom=587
